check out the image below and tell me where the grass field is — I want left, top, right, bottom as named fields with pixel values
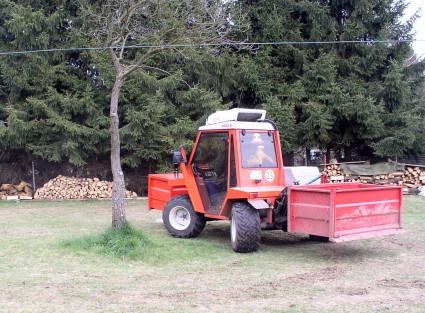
left=0, top=197, right=424, bottom=313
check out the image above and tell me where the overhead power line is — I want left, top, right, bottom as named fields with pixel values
left=0, top=38, right=424, bottom=56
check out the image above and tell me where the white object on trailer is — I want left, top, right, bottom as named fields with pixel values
left=284, top=166, right=321, bottom=186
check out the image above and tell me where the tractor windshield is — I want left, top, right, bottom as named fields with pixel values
left=240, top=131, right=277, bottom=168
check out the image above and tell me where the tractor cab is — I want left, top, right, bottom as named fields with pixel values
left=187, top=108, right=284, bottom=217
left=148, top=109, right=403, bottom=253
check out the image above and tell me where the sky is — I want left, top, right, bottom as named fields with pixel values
left=405, top=0, right=425, bottom=57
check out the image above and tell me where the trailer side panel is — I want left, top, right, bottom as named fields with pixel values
left=288, top=184, right=403, bottom=241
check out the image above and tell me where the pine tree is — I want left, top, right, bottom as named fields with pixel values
left=1, top=0, right=424, bottom=187
left=373, top=59, right=425, bottom=157
left=0, top=1, right=108, bottom=165
left=232, top=0, right=425, bottom=160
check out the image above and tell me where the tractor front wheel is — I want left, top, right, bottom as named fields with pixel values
left=163, top=195, right=206, bottom=238
left=230, top=202, right=261, bottom=253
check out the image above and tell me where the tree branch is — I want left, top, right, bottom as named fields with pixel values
left=119, top=33, right=131, bottom=60
left=109, top=48, right=123, bottom=74
left=123, top=47, right=161, bottom=76
left=141, top=65, right=172, bottom=76
left=142, top=66, right=192, bottom=88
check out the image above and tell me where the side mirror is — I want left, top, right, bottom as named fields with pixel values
left=171, top=146, right=188, bottom=167
left=179, top=145, right=188, bottom=164
left=171, top=150, right=183, bottom=166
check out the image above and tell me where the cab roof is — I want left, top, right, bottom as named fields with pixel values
left=199, top=108, right=275, bottom=131
left=199, top=121, right=275, bottom=131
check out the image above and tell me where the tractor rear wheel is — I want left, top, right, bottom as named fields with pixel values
left=230, top=202, right=261, bottom=253
left=163, top=195, right=206, bottom=238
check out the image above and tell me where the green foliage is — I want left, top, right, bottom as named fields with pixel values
left=373, top=60, right=425, bottom=156
left=60, top=221, right=229, bottom=262
left=5, top=4, right=61, bottom=49
left=0, top=0, right=424, bottom=168
left=0, top=0, right=228, bottom=167
left=381, top=60, right=409, bottom=112
left=60, top=222, right=154, bottom=259
left=235, top=0, right=425, bottom=158
left=263, top=96, right=296, bottom=152
left=297, top=103, right=334, bottom=148
left=118, top=65, right=227, bottom=168
left=0, top=1, right=109, bottom=164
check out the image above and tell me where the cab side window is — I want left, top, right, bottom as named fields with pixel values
left=193, top=132, right=229, bottom=179
left=192, top=132, right=229, bottom=212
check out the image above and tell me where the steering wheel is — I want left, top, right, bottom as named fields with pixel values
left=192, top=163, right=203, bottom=177
left=192, top=163, right=216, bottom=178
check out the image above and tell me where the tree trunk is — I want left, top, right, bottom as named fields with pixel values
left=284, top=151, right=295, bottom=166
left=306, top=148, right=311, bottom=166
left=325, top=148, right=331, bottom=164
left=110, top=74, right=126, bottom=228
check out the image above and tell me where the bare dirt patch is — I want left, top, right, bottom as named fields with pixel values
left=284, top=265, right=348, bottom=283
left=377, top=278, right=425, bottom=289
left=339, top=287, right=369, bottom=296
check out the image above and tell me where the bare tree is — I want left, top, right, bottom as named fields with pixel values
left=79, top=0, right=243, bottom=228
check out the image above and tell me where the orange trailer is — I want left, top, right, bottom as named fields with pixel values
left=148, top=109, right=403, bottom=252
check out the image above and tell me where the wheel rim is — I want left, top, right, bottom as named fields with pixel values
left=231, top=215, right=236, bottom=243
left=169, top=206, right=191, bottom=231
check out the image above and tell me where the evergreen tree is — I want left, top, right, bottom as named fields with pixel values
left=374, top=59, right=425, bottom=157
left=233, top=0, right=425, bottom=159
left=0, top=0, right=424, bottom=187
left=0, top=0, right=109, bottom=165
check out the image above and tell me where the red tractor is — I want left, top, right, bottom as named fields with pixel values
left=148, top=109, right=403, bottom=252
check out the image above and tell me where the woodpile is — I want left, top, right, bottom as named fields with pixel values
left=34, top=175, right=137, bottom=200
left=0, top=181, right=34, bottom=200
left=322, top=163, right=425, bottom=193
left=401, top=166, right=425, bottom=189
left=322, top=164, right=345, bottom=183
left=344, top=173, right=404, bottom=185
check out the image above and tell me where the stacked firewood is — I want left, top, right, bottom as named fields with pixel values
left=34, top=175, right=137, bottom=200
left=345, top=167, right=425, bottom=188
left=322, top=164, right=345, bottom=182
left=0, top=181, right=34, bottom=200
left=322, top=164, right=425, bottom=191
left=401, top=167, right=425, bottom=188
left=344, top=172, right=404, bottom=185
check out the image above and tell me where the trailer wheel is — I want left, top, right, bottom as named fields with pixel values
left=309, top=235, right=329, bottom=242
left=230, top=202, right=261, bottom=253
left=163, top=195, right=206, bottom=238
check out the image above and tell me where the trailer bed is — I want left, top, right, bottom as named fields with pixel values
left=287, top=183, right=403, bottom=242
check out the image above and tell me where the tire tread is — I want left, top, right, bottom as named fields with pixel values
left=231, top=202, right=261, bottom=253
left=163, top=195, right=206, bottom=238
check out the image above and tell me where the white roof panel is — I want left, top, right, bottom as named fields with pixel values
left=199, top=121, right=274, bottom=131
left=206, top=108, right=266, bottom=125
